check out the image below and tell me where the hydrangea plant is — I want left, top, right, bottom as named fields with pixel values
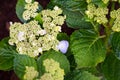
left=0, top=0, right=120, bottom=80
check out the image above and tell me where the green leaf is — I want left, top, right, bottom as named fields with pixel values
left=13, top=55, right=38, bottom=79
left=47, top=0, right=92, bottom=29
left=34, top=13, right=43, bottom=24
left=65, top=70, right=100, bottom=80
left=70, top=29, right=106, bottom=68
left=111, top=32, right=120, bottom=59
left=57, top=33, right=69, bottom=41
left=0, top=37, right=17, bottom=71
left=82, top=67, right=99, bottom=75
left=91, top=0, right=108, bottom=7
left=101, top=53, right=120, bottom=80
left=37, top=50, right=70, bottom=77
left=16, top=0, right=28, bottom=22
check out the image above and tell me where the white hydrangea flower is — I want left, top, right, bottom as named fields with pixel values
left=47, top=35, right=55, bottom=41
left=22, top=10, right=31, bottom=20
left=57, top=40, right=69, bottom=54
left=54, top=26, right=61, bottom=32
left=34, top=50, right=39, bottom=57
left=25, top=0, right=32, bottom=3
left=37, top=30, right=47, bottom=35
left=31, top=12, right=38, bottom=18
left=9, top=39, right=14, bottom=45
left=9, top=6, right=66, bottom=57
left=50, top=23, right=55, bottom=27
left=38, top=48, right=42, bottom=53
left=18, top=47, right=22, bottom=52
left=23, top=1, right=39, bottom=21
left=54, top=6, right=59, bottom=10
left=17, top=32, right=25, bottom=41
left=32, top=42, right=37, bottom=46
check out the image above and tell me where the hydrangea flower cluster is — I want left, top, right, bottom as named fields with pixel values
left=110, top=9, right=120, bottom=32
left=24, top=66, right=38, bottom=80
left=40, top=59, right=65, bottom=80
left=85, top=3, right=108, bottom=24
left=9, top=6, right=66, bottom=57
left=23, top=0, right=39, bottom=20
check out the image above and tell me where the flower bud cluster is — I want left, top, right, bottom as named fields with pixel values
left=102, top=0, right=109, bottom=4
left=24, top=66, right=38, bottom=80
left=86, top=0, right=109, bottom=4
left=9, top=6, right=65, bottom=57
left=86, top=0, right=91, bottom=3
left=110, top=8, right=120, bottom=32
left=85, top=3, right=108, bottom=24
left=111, top=0, right=119, bottom=1
left=23, top=0, right=39, bottom=20
left=40, top=59, right=65, bottom=80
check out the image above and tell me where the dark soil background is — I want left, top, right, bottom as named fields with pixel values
left=0, top=0, right=74, bottom=80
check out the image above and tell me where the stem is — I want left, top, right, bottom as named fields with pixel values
left=99, top=35, right=106, bottom=39
left=111, top=2, right=115, bottom=11
left=104, top=24, right=111, bottom=51
left=109, top=18, right=114, bottom=27
left=90, top=21, right=99, bottom=33
left=103, top=2, right=115, bottom=52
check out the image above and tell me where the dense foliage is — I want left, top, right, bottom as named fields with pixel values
left=0, top=0, right=120, bottom=80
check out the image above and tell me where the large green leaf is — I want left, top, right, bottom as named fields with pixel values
left=0, top=37, right=17, bottom=71
left=111, top=32, right=120, bottom=59
left=13, top=55, right=38, bottom=79
left=37, top=50, right=70, bottom=77
left=47, top=0, right=92, bottom=29
left=91, top=0, right=108, bottom=7
left=16, top=0, right=28, bottom=22
left=101, top=53, right=120, bottom=80
left=65, top=70, right=100, bottom=80
left=70, top=29, right=106, bottom=68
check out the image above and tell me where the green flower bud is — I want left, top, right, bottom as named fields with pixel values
left=86, top=0, right=91, bottom=3
left=102, top=0, right=109, bottom=4
left=85, top=3, right=96, bottom=19
left=24, top=66, right=38, bottom=80
left=40, top=59, right=65, bottom=80
left=110, top=8, right=120, bottom=32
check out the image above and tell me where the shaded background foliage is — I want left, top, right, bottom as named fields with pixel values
left=0, top=0, right=74, bottom=80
